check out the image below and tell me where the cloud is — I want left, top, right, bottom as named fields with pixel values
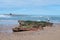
left=0, top=0, right=32, bottom=8
left=0, top=0, right=60, bottom=15
left=0, top=0, right=60, bottom=7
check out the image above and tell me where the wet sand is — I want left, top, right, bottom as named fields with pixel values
left=0, top=23, right=60, bottom=40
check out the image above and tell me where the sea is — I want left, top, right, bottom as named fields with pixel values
left=0, top=14, right=60, bottom=32
left=0, top=14, right=60, bottom=23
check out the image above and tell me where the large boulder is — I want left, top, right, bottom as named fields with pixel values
left=12, top=20, right=53, bottom=32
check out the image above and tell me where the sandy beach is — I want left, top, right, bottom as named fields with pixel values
left=0, top=0, right=60, bottom=40
left=0, top=23, right=60, bottom=40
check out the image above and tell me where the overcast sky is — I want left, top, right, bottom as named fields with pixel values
left=0, top=0, right=60, bottom=15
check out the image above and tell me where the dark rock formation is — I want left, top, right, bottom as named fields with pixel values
left=12, top=20, right=53, bottom=32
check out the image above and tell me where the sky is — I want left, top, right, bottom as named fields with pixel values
left=0, top=0, right=60, bottom=15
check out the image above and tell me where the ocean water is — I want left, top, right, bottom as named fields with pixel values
left=0, top=15, right=60, bottom=23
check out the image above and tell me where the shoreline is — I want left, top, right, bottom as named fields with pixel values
left=0, top=20, right=60, bottom=23
left=0, top=20, right=60, bottom=33
left=0, top=20, right=60, bottom=32
left=0, top=23, right=60, bottom=40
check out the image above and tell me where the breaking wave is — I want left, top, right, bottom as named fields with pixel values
left=0, top=15, right=11, bottom=18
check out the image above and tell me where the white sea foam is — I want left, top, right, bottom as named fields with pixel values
left=31, top=16, right=43, bottom=18
left=0, top=15, right=11, bottom=18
